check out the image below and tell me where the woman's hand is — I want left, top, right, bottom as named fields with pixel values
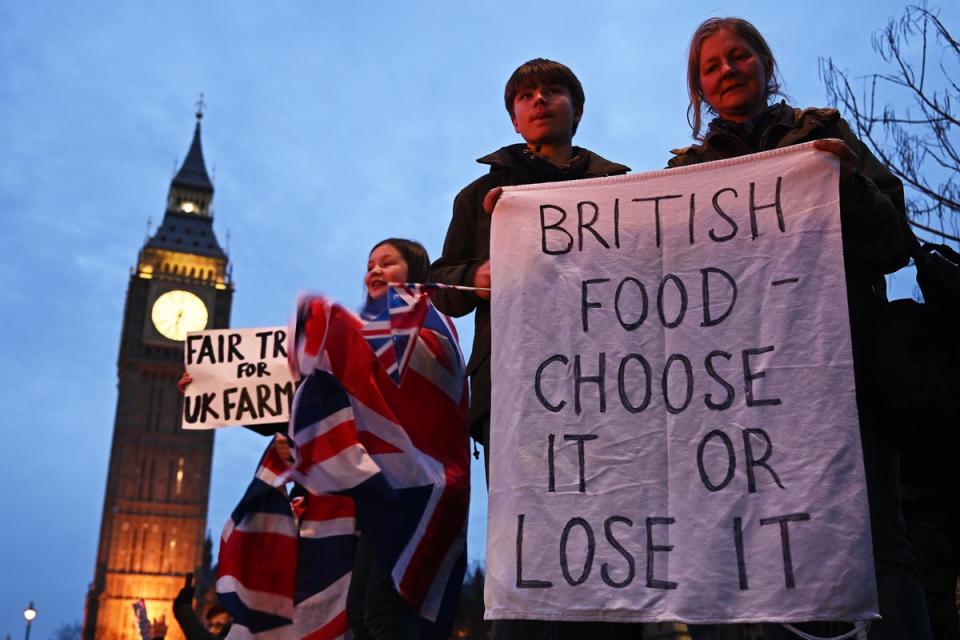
left=813, top=138, right=858, bottom=176
left=177, top=372, right=192, bottom=394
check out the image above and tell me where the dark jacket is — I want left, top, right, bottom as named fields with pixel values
left=668, top=102, right=911, bottom=309
left=669, top=102, right=912, bottom=441
left=172, top=595, right=217, bottom=640
left=172, top=586, right=230, bottom=640
left=429, top=144, right=629, bottom=442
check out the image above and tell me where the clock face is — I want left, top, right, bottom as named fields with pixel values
left=151, top=290, right=208, bottom=341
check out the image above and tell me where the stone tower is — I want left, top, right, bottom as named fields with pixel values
left=84, top=109, right=233, bottom=640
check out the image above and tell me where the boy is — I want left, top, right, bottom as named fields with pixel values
left=430, top=58, right=629, bottom=472
left=429, top=59, right=635, bottom=640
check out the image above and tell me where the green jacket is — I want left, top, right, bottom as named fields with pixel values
left=668, top=102, right=911, bottom=304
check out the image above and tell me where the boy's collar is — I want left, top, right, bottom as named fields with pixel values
left=521, top=146, right=583, bottom=170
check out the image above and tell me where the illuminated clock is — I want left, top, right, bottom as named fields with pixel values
left=151, top=290, right=208, bottom=341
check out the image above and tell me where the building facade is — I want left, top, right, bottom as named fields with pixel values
left=84, top=111, right=233, bottom=640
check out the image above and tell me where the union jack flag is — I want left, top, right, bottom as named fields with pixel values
left=217, top=444, right=300, bottom=639
left=219, top=289, right=469, bottom=639
left=359, top=285, right=463, bottom=385
left=359, top=286, right=429, bottom=385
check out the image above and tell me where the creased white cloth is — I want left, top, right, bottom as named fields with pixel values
left=486, top=143, right=877, bottom=624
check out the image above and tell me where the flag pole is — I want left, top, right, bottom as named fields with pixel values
left=388, top=282, right=491, bottom=292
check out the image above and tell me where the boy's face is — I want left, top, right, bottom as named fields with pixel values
left=511, top=82, right=581, bottom=146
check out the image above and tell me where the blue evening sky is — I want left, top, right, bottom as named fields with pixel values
left=1, top=2, right=954, bottom=636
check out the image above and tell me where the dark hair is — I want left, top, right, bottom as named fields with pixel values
left=370, top=238, right=430, bottom=283
left=205, top=605, right=229, bottom=621
left=685, top=17, right=783, bottom=140
left=504, top=58, right=585, bottom=135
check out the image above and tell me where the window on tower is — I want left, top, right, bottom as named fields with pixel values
left=147, top=459, right=155, bottom=501
left=176, top=457, right=185, bottom=496
left=138, top=524, right=150, bottom=572
left=159, top=530, right=167, bottom=572
left=169, top=527, right=178, bottom=568
left=137, top=458, right=152, bottom=501
left=129, top=527, right=139, bottom=571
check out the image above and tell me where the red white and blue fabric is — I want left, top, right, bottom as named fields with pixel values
left=359, top=284, right=464, bottom=386
left=218, top=287, right=469, bottom=639
left=291, top=290, right=469, bottom=630
left=217, top=400, right=361, bottom=640
left=360, top=285, right=429, bottom=384
left=217, top=443, right=301, bottom=639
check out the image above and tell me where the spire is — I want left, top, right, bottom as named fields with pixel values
left=171, top=98, right=213, bottom=194
left=149, top=100, right=226, bottom=260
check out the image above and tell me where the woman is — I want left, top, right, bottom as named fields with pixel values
left=669, top=17, right=928, bottom=640
left=292, top=238, right=470, bottom=640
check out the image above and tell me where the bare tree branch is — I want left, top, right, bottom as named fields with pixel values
left=910, top=219, right=960, bottom=243
left=820, top=4, right=959, bottom=246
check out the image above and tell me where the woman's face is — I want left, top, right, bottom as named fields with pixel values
left=365, top=243, right=409, bottom=300
left=698, top=28, right=769, bottom=122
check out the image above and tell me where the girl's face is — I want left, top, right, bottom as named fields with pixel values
left=365, top=243, right=409, bottom=300
left=698, top=28, right=769, bottom=122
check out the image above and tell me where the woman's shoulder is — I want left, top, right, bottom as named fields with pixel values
left=785, top=105, right=846, bottom=140
left=667, top=143, right=708, bottom=168
left=667, top=104, right=848, bottom=167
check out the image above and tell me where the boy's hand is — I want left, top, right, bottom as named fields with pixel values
left=474, top=261, right=491, bottom=299
left=483, top=188, right=502, bottom=215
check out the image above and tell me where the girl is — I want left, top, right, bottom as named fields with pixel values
left=296, top=238, right=470, bottom=640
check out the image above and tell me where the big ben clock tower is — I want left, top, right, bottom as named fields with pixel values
left=84, top=107, right=233, bottom=640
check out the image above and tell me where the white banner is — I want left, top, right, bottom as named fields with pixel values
left=182, top=327, right=296, bottom=429
left=486, top=143, right=877, bottom=624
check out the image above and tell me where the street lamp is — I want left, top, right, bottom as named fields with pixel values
left=23, top=602, right=36, bottom=640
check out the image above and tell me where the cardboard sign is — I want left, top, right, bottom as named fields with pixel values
left=182, top=327, right=296, bottom=429
left=132, top=600, right=150, bottom=640
left=485, top=144, right=877, bottom=624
